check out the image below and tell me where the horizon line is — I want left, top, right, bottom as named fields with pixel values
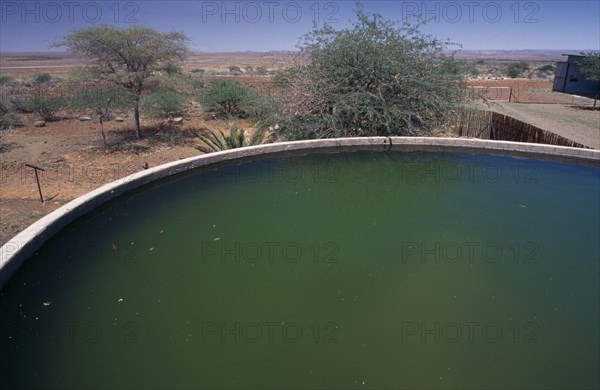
left=1, top=49, right=598, bottom=55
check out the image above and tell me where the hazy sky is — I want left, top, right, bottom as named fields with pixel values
left=1, top=0, right=599, bottom=52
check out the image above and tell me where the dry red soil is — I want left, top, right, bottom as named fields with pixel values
left=1, top=54, right=597, bottom=247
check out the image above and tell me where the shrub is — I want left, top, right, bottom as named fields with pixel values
left=162, top=62, right=182, bottom=75
left=33, top=73, right=52, bottom=84
left=507, top=67, right=520, bottom=79
left=0, top=76, right=14, bottom=86
left=190, top=68, right=205, bottom=74
left=201, top=79, right=248, bottom=117
left=241, top=88, right=278, bottom=121
left=9, top=96, right=33, bottom=113
left=579, top=52, right=600, bottom=105
left=255, top=66, right=268, bottom=76
left=537, top=64, right=555, bottom=73
left=201, top=78, right=276, bottom=120
left=579, top=52, right=600, bottom=82
left=228, top=66, right=242, bottom=76
left=143, top=91, right=185, bottom=119
left=272, top=67, right=301, bottom=88
left=507, top=62, right=530, bottom=78
left=274, top=8, right=466, bottom=139
left=28, top=95, right=67, bottom=121
left=0, top=100, right=21, bottom=129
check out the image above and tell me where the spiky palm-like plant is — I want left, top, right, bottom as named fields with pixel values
left=195, top=123, right=267, bottom=153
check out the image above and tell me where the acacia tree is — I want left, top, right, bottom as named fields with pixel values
left=274, top=7, right=466, bottom=139
left=55, top=26, right=189, bottom=138
left=579, top=52, right=600, bottom=107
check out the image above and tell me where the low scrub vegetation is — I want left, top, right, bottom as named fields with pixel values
left=4, top=4, right=476, bottom=152
left=201, top=79, right=252, bottom=118
left=28, top=95, right=67, bottom=121
left=0, top=76, right=14, bottom=86
left=32, top=73, right=52, bottom=84
left=143, top=91, right=185, bottom=120
left=0, top=100, right=21, bottom=130
left=507, top=62, right=530, bottom=78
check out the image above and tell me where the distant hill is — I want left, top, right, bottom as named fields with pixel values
left=456, top=49, right=593, bottom=56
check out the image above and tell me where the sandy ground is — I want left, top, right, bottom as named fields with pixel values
left=1, top=63, right=598, bottom=248
left=478, top=102, right=600, bottom=149
left=467, top=79, right=599, bottom=149
left=0, top=111, right=256, bottom=247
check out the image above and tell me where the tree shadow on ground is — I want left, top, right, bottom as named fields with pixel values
left=0, top=141, right=22, bottom=153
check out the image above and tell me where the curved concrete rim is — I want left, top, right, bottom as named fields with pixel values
left=1, top=137, right=599, bottom=290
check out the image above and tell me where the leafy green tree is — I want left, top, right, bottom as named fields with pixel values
left=72, top=86, right=134, bottom=149
left=507, top=67, right=520, bottom=79
left=143, top=91, right=185, bottom=120
left=55, top=25, right=189, bottom=138
left=274, top=7, right=465, bottom=139
left=201, top=79, right=248, bottom=117
left=579, top=52, right=600, bottom=106
left=507, top=62, right=530, bottom=78
left=579, top=53, right=600, bottom=80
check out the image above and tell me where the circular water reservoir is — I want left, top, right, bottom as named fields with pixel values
left=1, top=139, right=598, bottom=389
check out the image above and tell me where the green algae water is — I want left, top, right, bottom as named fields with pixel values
left=1, top=151, right=599, bottom=389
